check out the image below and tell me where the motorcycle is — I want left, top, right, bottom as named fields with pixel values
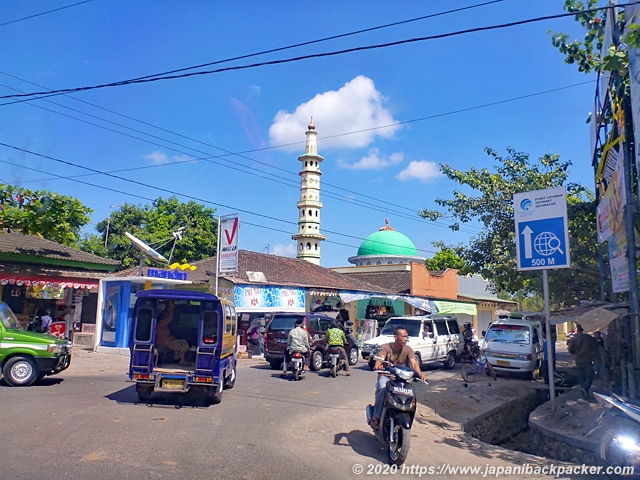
left=290, top=350, right=305, bottom=381
left=366, top=361, right=425, bottom=465
left=599, top=428, right=640, bottom=474
left=458, top=341, right=480, bottom=363
left=328, top=345, right=347, bottom=377
left=595, top=392, right=640, bottom=474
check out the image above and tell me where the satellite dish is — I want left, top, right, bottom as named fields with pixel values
left=125, top=232, right=168, bottom=264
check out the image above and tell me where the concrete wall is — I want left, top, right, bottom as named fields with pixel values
left=411, top=263, right=458, bottom=299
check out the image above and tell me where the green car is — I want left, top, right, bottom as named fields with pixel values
left=0, top=302, right=72, bottom=386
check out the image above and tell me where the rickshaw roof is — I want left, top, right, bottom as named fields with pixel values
left=135, top=289, right=219, bottom=302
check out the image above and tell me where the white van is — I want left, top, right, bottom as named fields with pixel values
left=361, top=315, right=464, bottom=370
left=481, top=315, right=543, bottom=378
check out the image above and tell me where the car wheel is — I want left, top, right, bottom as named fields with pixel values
left=414, top=352, right=422, bottom=367
left=3, top=356, right=39, bottom=387
left=268, top=359, right=282, bottom=370
left=311, top=350, right=324, bottom=371
left=348, top=347, right=359, bottom=366
left=443, top=351, right=456, bottom=369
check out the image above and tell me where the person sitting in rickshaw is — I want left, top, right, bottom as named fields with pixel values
left=156, top=302, right=191, bottom=366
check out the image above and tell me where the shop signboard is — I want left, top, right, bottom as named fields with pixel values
left=219, top=215, right=239, bottom=273
left=101, top=281, right=131, bottom=346
left=234, top=285, right=305, bottom=312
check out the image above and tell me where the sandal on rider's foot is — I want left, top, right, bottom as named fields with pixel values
left=345, top=371, right=351, bottom=376
left=280, top=372, right=287, bottom=377
left=370, top=417, right=379, bottom=430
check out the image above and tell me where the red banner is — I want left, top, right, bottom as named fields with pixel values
left=0, top=275, right=98, bottom=290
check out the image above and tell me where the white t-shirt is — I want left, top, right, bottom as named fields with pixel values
left=41, top=315, right=53, bottom=331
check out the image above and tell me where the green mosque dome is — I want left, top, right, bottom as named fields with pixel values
left=357, top=219, right=418, bottom=257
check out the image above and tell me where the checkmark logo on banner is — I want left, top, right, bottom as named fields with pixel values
left=224, top=217, right=239, bottom=245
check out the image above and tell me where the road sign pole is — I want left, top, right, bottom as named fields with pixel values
left=542, top=269, right=556, bottom=411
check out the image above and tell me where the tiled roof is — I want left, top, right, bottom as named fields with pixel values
left=117, top=250, right=390, bottom=293
left=334, top=271, right=412, bottom=294
left=0, top=261, right=118, bottom=280
left=0, top=231, right=120, bottom=267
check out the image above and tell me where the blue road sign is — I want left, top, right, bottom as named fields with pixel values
left=514, top=186, right=571, bottom=271
left=516, top=217, right=569, bottom=270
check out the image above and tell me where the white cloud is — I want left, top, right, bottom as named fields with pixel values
left=271, top=243, right=297, bottom=257
left=269, top=75, right=400, bottom=151
left=338, top=148, right=403, bottom=171
left=143, top=151, right=170, bottom=164
left=396, top=160, right=442, bottom=183
left=143, top=152, right=194, bottom=166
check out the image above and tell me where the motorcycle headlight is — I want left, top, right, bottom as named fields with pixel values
left=616, top=435, right=640, bottom=453
left=395, top=368, right=414, bottom=381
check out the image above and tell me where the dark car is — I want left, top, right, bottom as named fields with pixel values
left=264, top=313, right=359, bottom=371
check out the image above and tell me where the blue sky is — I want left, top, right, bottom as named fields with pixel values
left=1, top=1, right=597, bottom=268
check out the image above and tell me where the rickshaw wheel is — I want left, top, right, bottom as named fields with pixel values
left=224, top=368, right=236, bottom=389
left=136, top=384, right=153, bottom=402
left=208, top=382, right=223, bottom=404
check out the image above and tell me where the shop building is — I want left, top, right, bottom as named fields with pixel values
left=0, top=232, right=120, bottom=336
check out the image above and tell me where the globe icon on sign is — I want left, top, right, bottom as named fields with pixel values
left=534, top=232, right=562, bottom=256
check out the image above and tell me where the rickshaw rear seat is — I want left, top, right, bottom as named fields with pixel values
left=155, top=346, right=173, bottom=366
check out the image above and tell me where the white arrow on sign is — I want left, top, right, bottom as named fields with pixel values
left=521, top=225, right=533, bottom=259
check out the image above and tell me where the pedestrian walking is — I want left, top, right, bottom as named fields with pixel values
left=567, top=324, right=598, bottom=399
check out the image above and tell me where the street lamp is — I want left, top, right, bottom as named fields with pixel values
left=104, top=204, right=121, bottom=248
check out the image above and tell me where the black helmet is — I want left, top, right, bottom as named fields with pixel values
left=294, top=318, right=303, bottom=326
left=463, top=322, right=471, bottom=329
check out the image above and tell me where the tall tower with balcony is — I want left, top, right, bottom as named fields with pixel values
left=292, top=118, right=326, bottom=265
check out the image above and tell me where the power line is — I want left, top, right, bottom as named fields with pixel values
left=0, top=143, right=442, bottom=256
left=0, top=74, right=483, bottom=234
left=0, top=1, right=93, bottom=28
left=0, top=74, right=592, bottom=233
left=57, top=1, right=506, bottom=89
left=0, top=3, right=626, bottom=103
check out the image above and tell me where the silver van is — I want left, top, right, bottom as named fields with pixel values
left=362, top=315, right=464, bottom=369
left=482, top=315, right=543, bottom=378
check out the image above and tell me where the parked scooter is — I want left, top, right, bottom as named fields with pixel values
left=290, top=351, right=306, bottom=381
left=328, top=346, right=347, bottom=377
left=366, top=360, right=426, bottom=465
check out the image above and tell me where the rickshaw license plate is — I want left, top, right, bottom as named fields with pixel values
left=162, top=379, right=184, bottom=389
left=496, top=360, right=510, bottom=367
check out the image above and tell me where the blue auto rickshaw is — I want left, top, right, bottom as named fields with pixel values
left=128, top=289, right=237, bottom=404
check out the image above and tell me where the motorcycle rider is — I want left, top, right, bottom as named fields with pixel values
left=281, top=318, right=311, bottom=377
left=325, top=325, right=350, bottom=376
left=370, top=327, right=426, bottom=430
left=462, top=322, right=477, bottom=360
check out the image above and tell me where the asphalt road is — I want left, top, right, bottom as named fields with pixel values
left=0, top=348, right=600, bottom=480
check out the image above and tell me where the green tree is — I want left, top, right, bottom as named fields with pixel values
left=549, top=1, right=639, bottom=86
left=80, top=196, right=217, bottom=267
left=419, top=147, right=599, bottom=307
left=424, top=241, right=473, bottom=275
left=0, top=184, right=92, bottom=246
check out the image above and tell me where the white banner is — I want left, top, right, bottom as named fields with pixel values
left=219, top=216, right=239, bottom=273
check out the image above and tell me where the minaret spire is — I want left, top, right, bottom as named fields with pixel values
left=292, top=118, right=326, bottom=265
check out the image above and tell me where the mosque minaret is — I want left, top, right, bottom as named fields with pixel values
left=292, top=118, right=326, bottom=265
